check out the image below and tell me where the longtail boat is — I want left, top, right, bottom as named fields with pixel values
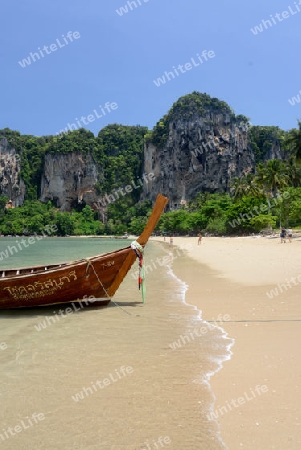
left=0, top=194, right=168, bottom=309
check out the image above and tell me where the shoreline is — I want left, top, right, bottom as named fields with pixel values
left=151, top=236, right=301, bottom=449
left=1, top=241, right=226, bottom=449
left=158, top=243, right=235, bottom=449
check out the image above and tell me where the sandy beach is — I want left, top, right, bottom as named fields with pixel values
left=151, top=235, right=301, bottom=449
left=1, top=235, right=300, bottom=449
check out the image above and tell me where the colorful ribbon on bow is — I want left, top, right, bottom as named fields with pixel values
left=130, top=240, right=145, bottom=303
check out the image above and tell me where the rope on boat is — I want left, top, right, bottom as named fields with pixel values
left=130, top=240, right=146, bottom=303
left=85, top=259, right=132, bottom=316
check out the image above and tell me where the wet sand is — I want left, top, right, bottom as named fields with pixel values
left=0, top=242, right=231, bottom=450
left=152, top=236, right=301, bottom=450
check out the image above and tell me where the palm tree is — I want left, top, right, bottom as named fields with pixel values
left=254, top=162, right=267, bottom=192
left=243, top=173, right=263, bottom=197
left=286, top=158, right=301, bottom=187
left=230, top=176, right=248, bottom=200
left=256, top=160, right=289, bottom=197
left=255, top=160, right=290, bottom=226
left=285, top=120, right=301, bottom=162
left=230, top=173, right=262, bottom=200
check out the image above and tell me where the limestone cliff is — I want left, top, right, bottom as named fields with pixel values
left=248, top=125, right=286, bottom=163
left=142, top=94, right=255, bottom=209
left=0, top=138, right=25, bottom=206
left=0, top=94, right=288, bottom=212
left=40, top=152, right=99, bottom=211
left=262, top=141, right=282, bottom=161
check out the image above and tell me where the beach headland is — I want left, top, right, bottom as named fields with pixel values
left=151, top=235, right=301, bottom=450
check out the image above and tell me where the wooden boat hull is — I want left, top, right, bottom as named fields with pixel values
left=0, top=194, right=168, bottom=309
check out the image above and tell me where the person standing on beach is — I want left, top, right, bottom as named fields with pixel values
left=169, top=236, right=173, bottom=245
left=280, top=228, right=287, bottom=243
left=197, top=233, right=202, bottom=245
left=287, top=228, right=293, bottom=243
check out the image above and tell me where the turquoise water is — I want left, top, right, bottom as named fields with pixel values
left=0, top=237, right=130, bottom=269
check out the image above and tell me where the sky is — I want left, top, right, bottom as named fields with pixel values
left=1, top=0, right=301, bottom=137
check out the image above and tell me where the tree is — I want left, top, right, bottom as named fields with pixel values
left=285, top=158, right=301, bottom=187
left=82, top=205, right=95, bottom=222
left=256, top=160, right=289, bottom=197
left=0, top=195, right=8, bottom=215
left=275, top=187, right=301, bottom=226
left=285, top=120, right=301, bottom=162
left=129, top=216, right=148, bottom=235
left=230, top=174, right=261, bottom=201
left=56, top=213, right=75, bottom=236
left=249, top=214, right=276, bottom=231
left=230, top=177, right=248, bottom=200
left=244, top=173, right=262, bottom=197
left=248, top=125, right=286, bottom=163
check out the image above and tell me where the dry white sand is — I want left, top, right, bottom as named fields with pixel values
left=151, top=235, right=301, bottom=450
left=159, top=235, right=301, bottom=286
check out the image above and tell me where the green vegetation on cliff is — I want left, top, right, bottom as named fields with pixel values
left=1, top=92, right=301, bottom=236
left=0, top=125, right=147, bottom=204
left=96, top=124, right=148, bottom=198
left=248, top=126, right=287, bottom=164
left=285, top=120, right=301, bottom=161
left=0, top=128, right=52, bottom=200
left=145, top=91, right=250, bottom=148
left=1, top=156, right=300, bottom=237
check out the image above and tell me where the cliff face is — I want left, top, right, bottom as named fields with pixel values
left=248, top=125, right=287, bottom=164
left=0, top=94, right=288, bottom=212
left=143, top=114, right=254, bottom=209
left=262, top=142, right=282, bottom=161
left=40, top=152, right=99, bottom=211
left=0, top=138, right=25, bottom=206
